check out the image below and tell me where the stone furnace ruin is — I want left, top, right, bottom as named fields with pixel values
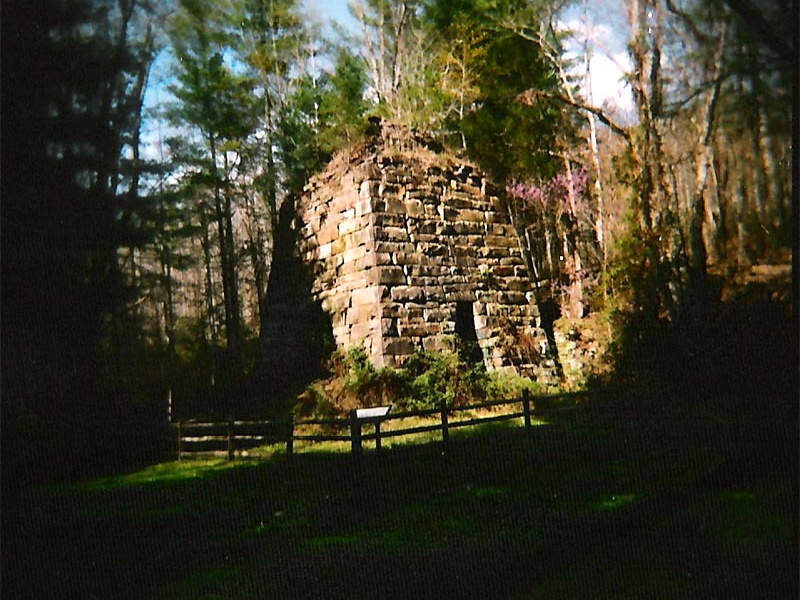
left=290, top=124, right=556, bottom=381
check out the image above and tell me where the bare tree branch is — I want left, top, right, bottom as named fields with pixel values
left=665, top=0, right=715, bottom=44
left=519, top=88, right=636, bottom=150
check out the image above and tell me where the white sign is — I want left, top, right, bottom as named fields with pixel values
left=356, top=406, right=391, bottom=420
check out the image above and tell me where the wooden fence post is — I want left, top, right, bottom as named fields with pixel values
left=441, top=400, right=449, bottom=450
left=350, top=409, right=362, bottom=455
left=375, top=421, right=382, bottom=451
left=177, top=421, right=183, bottom=461
left=286, top=415, right=294, bottom=456
left=522, top=389, right=532, bottom=430
left=227, top=418, right=234, bottom=462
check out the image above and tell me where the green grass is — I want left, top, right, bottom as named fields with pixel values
left=73, top=459, right=251, bottom=492
left=255, top=409, right=545, bottom=456
left=5, top=393, right=796, bottom=600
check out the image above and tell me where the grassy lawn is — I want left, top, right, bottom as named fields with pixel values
left=5, top=393, right=796, bottom=599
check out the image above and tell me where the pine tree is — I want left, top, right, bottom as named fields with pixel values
left=166, top=0, right=260, bottom=392
left=2, top=0, right=165, bottom=479
left=424, top=0, right=568, bottom=182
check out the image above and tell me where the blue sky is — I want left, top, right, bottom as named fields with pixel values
left=140, top=0, right=633, bottom=162
left=303, top=0, right=357, bottom=32
left=301, top=0, right=633, bottom=113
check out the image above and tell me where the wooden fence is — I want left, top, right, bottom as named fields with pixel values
left=173, top=389, right=586, bottom=461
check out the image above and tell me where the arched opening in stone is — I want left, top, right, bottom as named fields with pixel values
left=454, top=301, right=483, bottom=364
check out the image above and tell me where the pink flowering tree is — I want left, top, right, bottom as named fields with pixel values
left=506, top=166, right=593, bottom=320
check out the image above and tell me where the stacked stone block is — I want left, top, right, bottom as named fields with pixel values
left=296, top=138, right=553, bottom=379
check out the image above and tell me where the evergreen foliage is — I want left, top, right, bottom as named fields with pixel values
left=426, top=0, right=570, bottom=182
left=2, top=0, right=168, bottom=481
left=318, top=49, right=371, bottom=151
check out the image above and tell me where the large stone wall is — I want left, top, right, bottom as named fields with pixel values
left=296, top=131, right=555, bottom=380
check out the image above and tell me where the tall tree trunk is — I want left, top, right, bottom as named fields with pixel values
left=223, top=190, right=241, bottom=370
left=93, top=0, right=137, bottom=199
left=159, top=238, right=176, bottom=355
left=208, top=138, right=241, bottom=383
left=746, top=44, right=779, bottom=233
left=627, top=0, right=677, bottom=323
left=390, top=0, right=411, bottom=97
left=126, top=21, right=154, bottom=208
left=687, top=19, right=727, bottom=296
left=734, top=159, right=753, bottom=267
left=264, top=91, right=280, bottom=233
left=199, top=210, right=219, bottom=385
left=587, top=111, right=606, bottom=294
left=160, top=239, right=178, bottom=409
left=562, top=157, right=584, bottom=320
left=580, top=1, right=607, bottom=300
left=544, top=225, right=556, bottom=286
left=708, top=139, right=728, bottom=262
left=244, top=192, right=270, bottom=332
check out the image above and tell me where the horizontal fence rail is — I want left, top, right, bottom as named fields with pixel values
left=172, top=389, right=593, bottom=460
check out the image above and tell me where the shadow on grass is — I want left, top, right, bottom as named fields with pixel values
left=5, top=392, right=797, bottom=600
